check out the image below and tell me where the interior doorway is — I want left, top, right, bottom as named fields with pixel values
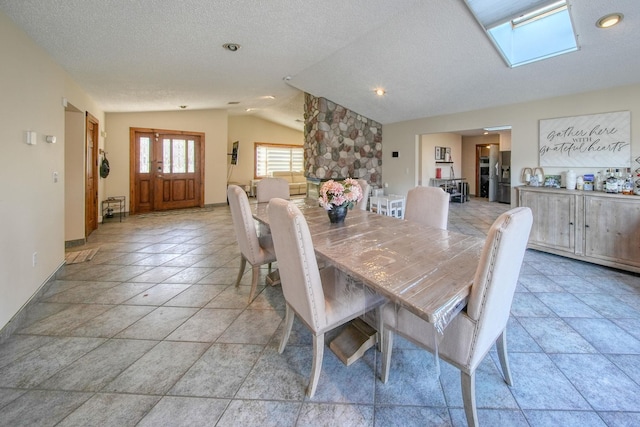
left=85, top=113, right=99, bottom=237
left=476, top=143, right=499, bottom=200
left=130, top=127, right=205, bottom=214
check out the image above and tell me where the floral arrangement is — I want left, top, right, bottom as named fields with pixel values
left=319, top=178, right=363, bottom=210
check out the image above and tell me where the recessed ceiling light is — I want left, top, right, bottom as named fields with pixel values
left=222, top=43, right=241, bottom=52
left=245, top=108, right=254, bottom=112
left=374, top=88, right=386, bottom=96
left=596, top=13, right=623, bottom=28
left=262, top=95, right=276, bottom=100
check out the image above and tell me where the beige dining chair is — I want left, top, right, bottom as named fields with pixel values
left=356, top=179, right=370, bottom=211
left=255, top=177, right=290, bottom=239
left=380, top=207, right=533, bottom=427
left=404, top=186, right=450, bottom=229
left=268, top=198, right=387, bottom=398
left=256, top=177, right=290, bottom=203
left=227, top=185, right=277, bottom=303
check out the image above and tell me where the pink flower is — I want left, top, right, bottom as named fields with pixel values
left=318, top=179, right=363, bottom=210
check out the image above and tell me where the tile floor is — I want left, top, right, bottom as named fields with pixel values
left=1, top=197, right=639, bottom=426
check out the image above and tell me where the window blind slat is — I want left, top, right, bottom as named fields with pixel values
left=255, top=144, right=304, bottom=178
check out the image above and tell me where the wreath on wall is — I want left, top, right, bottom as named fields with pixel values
left=100, top=154, right=110, bottom=178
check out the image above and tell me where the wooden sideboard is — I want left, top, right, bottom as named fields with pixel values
left=517, top=186, right=640, bottom=273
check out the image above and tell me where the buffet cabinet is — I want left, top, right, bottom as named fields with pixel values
left=517, top=186, right=640, bottom=273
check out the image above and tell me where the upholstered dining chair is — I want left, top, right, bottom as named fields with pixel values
left=227, top=185, right=277, bottom=303
left=380, top=207, right=533, bottom=427
left=256, top=177, right=290, bottom=203
left=255, top=177, right=290, bottom=239
left=404, top=186, right=450, bottom=229
left=356, top=179, right=370, bottom=211
left=268, top=198, right=387, bottom=398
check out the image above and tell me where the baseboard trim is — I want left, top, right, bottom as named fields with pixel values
left=0, top=261, right=65, bottom=344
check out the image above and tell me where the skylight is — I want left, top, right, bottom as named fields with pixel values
left=465, top=0, right=579, bottom=67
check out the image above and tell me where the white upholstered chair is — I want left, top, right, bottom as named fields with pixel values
left=356, top=179, right=370, bottom=211
left=381, top=207, right=533, bottom=427
left=255, top=177, right=290, bottom=239
left=404, top=186, right=450, bottom=229
left=256, top=178, right=290, bottom=203
left=268, top=198, right=387, bottom=398
left=227, top=185, right=277, bottom=303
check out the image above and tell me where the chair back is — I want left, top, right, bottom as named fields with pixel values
left=466, top=207, right=532, bottom=366
left=356, top=179, right=370, bottom=210
left=256, top=178, right=290, bottom=202
left=227, top=185, right=264, bottom=264
left=404, top=186, right=449, bottom=229
left=268, top=198, right=326, bottom=330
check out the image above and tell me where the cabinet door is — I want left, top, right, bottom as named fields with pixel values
left=520, top=190, right=575, bottom=253
left=584, top=196, right=640, bottom=268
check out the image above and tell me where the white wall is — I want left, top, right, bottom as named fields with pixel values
left=105, top=110, right=229, bottom=208
left=64, top=107, right=86, bottom=242
left=383, top=83, right=640, bottom=203
left=227, top=116, right=304, bottom=185
left=0, top=11, right=104, bottom=331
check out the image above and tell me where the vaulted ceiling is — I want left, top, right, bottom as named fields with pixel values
left=1, top=0, right=638, bottom=131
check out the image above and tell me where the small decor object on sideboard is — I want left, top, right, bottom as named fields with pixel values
left=319, top=178, right=363, bottom=224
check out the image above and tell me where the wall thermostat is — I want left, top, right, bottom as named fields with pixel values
left=46, top=135, right=57, bottom=144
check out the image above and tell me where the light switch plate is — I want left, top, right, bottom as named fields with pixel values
left=26, top=131, right=37, bottom=145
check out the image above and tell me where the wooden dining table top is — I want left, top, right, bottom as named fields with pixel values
left=252, top=198, right=486, bottom=333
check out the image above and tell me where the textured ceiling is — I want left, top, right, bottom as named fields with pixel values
left=1, top=0, right=638, bottom=131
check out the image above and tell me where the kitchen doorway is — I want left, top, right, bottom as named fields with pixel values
left=475, top=143, right=499, bottom=200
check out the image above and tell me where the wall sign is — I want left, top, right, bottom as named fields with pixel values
left=539, top=111, right=631, bottom=167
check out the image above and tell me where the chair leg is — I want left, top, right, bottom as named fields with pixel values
left=248, top=266, right=260, bottom=303
left=278, top=304, right=295, bottom=354
left=461, top=371, right=478, bottom=427
left=496, top=329, right=513, bottom=386
left=307, top=333, right=324, bottom=398
left=235, top=256, right=247, bottom=287
left=380, top=327, right=394, bottom=383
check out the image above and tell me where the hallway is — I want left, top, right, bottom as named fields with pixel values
left=0, top=197, right=639, bottom=426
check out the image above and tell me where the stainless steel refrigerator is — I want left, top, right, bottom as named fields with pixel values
left=497, top=151, right=511, bottom=204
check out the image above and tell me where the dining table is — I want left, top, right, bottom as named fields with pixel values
left=252, top=198, right=486, bottom=335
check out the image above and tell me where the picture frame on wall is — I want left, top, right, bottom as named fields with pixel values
left=435, top=146, right=441, bottom=160
left=445, top=147, right=451, bottom=161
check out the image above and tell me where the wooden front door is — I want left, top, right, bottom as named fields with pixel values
left=85, top=113, right=99, bottom=237
left=130, top=128, right=205, bottom=214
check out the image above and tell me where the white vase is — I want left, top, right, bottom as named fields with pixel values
left=566, top=170, right=577, bottom=190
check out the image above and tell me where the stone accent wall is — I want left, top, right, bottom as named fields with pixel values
left=304, top=93, right=382, bottom=187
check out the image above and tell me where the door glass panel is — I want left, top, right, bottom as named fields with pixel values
left=139, top=137, right=150, bottom=173
left=173, top=139, right=186, bottom=173
left=188, top=140, right=195, bottom=173
left=163, top=139, right=171, bottom=173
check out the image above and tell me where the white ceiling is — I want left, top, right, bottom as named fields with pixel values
left=1, top=0, right=638, bottom=131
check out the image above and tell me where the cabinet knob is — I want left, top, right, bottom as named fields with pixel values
left=569, top=222, right=573, bottom=225
left=585, top=224, right=590, bottom=228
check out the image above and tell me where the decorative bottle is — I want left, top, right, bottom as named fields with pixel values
left=605, top=169, right=618, bottom=193
left=595, top=171, right=604, bottom=192
left=622, top=168, right=634, bottom=195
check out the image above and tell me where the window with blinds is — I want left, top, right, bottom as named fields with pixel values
left=255, top=143, right=304, bottom=178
